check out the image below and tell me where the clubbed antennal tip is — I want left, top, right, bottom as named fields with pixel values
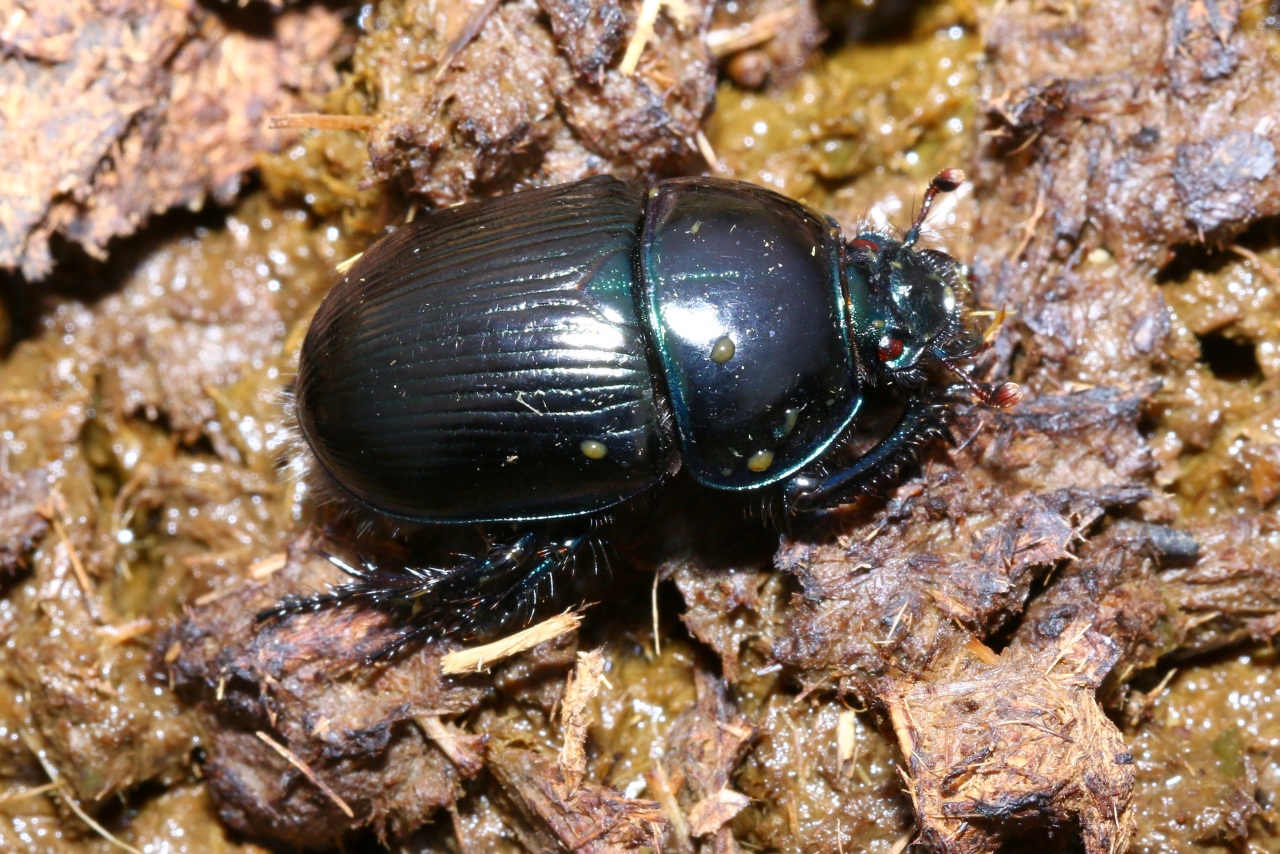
left=990, top=381, right=1023, bottom=409
left=937, top=355, right=1023, bottom=410
left=904, top=167, right=965, bottom=248
left=933, top=168, right=965, bottom=193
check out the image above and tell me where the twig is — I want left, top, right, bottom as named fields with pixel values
left=621, top=0, right=664, bottom=74
left=49, top=513, right=102, bottom=623
left=651, top=571, right=662, bottom=657
left=706, top=6, right=798, bottom=57
left=255, top=731, right=355, bottom=818
left=0, top=781, right=58, bottom=804
left=1011, top=180, right=1046, bottom=260
left=20, top=730, right=144, bottom=854
left=1228, top=244, right=1280, bottom=288
left=269, top=113, right=377, bottom=131
left=694, top=130, right=725, bottom=174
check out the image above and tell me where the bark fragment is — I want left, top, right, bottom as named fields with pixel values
left=556, top=648, right=606, bottom=799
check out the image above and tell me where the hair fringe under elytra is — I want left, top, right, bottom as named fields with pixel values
left=269, top=382, right=415, bottom=541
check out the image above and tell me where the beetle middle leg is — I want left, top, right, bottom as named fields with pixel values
left=259, top=525, right=599, bottom=659
left=781, top=397, right=954, bottom=512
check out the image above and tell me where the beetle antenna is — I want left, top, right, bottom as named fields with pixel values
left=904, top=168, right=965, bottom=248
left=936, top=354, right=1022, bottom=409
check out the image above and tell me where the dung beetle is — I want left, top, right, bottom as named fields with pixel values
left=268, top=171, right=1019, bottom=653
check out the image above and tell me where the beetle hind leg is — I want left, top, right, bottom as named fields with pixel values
left=258, top=527, right=597, bottom=656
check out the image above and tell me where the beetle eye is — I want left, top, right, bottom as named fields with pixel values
left=878, top=334, right=904, bottom=362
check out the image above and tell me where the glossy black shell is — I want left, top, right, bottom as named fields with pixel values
left=296, top=175, right=858, bottom=524
left=642, top=178, right=860, bottom=489
left=297, top=178, right=677, bottom=523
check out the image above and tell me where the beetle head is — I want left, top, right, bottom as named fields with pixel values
left=845, top=169, right=1020, bottom=409
left=847, top=232, right=979, bottom=387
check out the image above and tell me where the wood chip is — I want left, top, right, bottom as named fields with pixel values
left=94, top=618, right=154, bottom=645
left=687, top=788, right=751, bottom=837
left=836, top=708, right=857, bottom=776
left=705, top=6, right=797, bottom=57
left=247, top=552, right=288, bottom=579
left=334, top=251, right=364, bottom=276
left=417, top=715, right=487, bottom=777
left=440, top=609, right=584, bottom=675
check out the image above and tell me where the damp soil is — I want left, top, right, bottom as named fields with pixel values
left=2, top=0, right=1279, bottom=852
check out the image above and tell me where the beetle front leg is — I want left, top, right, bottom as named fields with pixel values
left=782, top=397, right=953, bottom=513
left=259, top=525, right=599, bottom=659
